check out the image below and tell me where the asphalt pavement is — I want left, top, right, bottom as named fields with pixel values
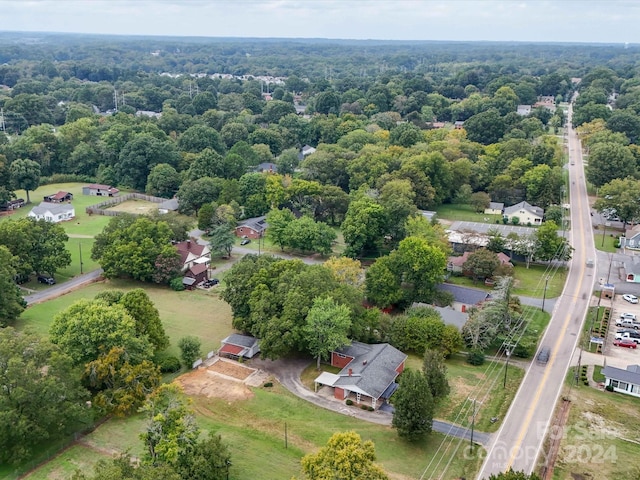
left=24, top=269, right=104, bottom=305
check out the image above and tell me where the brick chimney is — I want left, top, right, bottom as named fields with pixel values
left=348, top=368, right=352, bottom=376
left=186, top=239, right=191, bottom=249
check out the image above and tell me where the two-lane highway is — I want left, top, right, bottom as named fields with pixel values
left=477, top=102, right=596, bottom=478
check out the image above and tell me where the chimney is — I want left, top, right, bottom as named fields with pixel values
left=187, top=239, right=191, bottom=250
left=348, top=368, right=352, bottom=376
left=363, top=360, right=367, bottom=365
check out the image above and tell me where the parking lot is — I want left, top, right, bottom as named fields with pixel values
left=605, top=294, right=640, bottom=364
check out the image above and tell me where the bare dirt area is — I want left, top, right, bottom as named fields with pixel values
left=105, top=199, right=159, bottom=214
left=175, top=358, right=270, bottom=401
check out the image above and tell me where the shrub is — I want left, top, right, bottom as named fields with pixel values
left=39, top=173, right=95, bottom=186
left=159, top=356, right=182, bottom=373
left=169, top=277, right=185, bottom=291
left=605, top=384, right=614, bottom=392
left=263, top=382, right=273, bottom=388
left=367, top=406, right=374, bottom=411
left=178, top=336, right=202, bottom=368
left=345, top=399, right=353, bottom=405
left=466, top=350, right=485, bottom=366
left=361, top=404, right=369, bottom=410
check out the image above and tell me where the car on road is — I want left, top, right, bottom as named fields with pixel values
left=37, top=274, right=56, bottom=285
left=622, top=294, right=639, bottom=304
left=620, top=312, right=637, bottom=321
left=536, top=346, right=551, bottom=365
left=613, top=338, right=637, bottom=349
left=240, top=239, right=251, bottom=245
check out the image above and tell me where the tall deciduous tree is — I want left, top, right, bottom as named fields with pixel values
left=50, top=299, right=154, bottom=365
left=9, top=158, right=40, bottom=203
left=208, top=223, right=236, bottom=258
left=119, top=289, right=169, bottom=351
left=463, top=248, right=501, bottom=282
left=586, top=142, right=635, bottom=188
left=392, top=369, right=435, bottom=441
left=304, top=297, right=352, bottom=369
left=178, top=336, right=202, bottom=368
left=146, top=163, right=181, bottom=198
left=300, top=431, right=389, bottom=480
left=341, top=195, right=386, bottom=258
left=0, top=246, right=26, bottom=326
left=0, top=328, right=91, bottom=465
left=594, top=177, right=640, bottom=227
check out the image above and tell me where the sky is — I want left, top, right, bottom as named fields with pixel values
left=0, top=0, right=638, bottom=44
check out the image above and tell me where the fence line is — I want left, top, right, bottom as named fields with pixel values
left=85, top=193, right=169, bottom=216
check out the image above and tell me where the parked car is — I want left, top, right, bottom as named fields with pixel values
left=613, top=338, right=637, bottom=349
left=37, top=274, right=56, bottom=285
left=622, top=294, right=639, bottom=304
left=620, top=312, right=637, bottom=321
left=615, top=318, right=640, bottom=329
left=202, top=278, right=220, bottom=288
left=240, top=239, right=251, bottom=245
left=615, top=331, right=640, bottom=343
left=536, top=346, right=551, bottom=365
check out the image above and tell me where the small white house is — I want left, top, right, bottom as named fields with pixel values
left=484, top=202, right=504, bottom=215
left=602, top=364, right=640, bottom=398
left=503, top=201, right=544, bottom=225
left=28, top=202, right=75, bottom=223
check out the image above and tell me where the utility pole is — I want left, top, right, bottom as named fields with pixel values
left=541, top=276, right=550, bottom=312
left=470, top=398, right=481, bottom=448
left=0, top=108, right=5, bottom=132
left=113, top=89, right=118, bottom=112
left=79, top=242, right=84, bottom=275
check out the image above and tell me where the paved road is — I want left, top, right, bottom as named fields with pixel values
left=24, top=269, right=104, bottom=305
left=477, top=101, right=597, bottom=478
left=250, top=356, right=492, bottom=445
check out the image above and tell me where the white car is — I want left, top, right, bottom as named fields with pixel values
left=620, top=312, right=637, bottom=321
left=623, top=294, right=639, bottom=304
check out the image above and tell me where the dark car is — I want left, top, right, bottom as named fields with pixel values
left=37, top=274, right=56, bottom=285
left=536, top=346, right=551, bottom=365
left=240, top=239, right=251, bottom=245
left=202, top=278, right=220, bottom=288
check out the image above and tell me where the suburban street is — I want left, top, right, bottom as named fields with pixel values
left=477, top=102, right=597, bottom=478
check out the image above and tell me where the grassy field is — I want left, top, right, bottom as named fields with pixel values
left=405, top=353, right=525, bottom=433
left=551, top=378, right=640, bottom=479
left=434, top=203, right=502, bottom=223
left=19, top=383, right=484, bottom=480
left=106, top=199, right=159, bottom=215
left=446, top=263, right=567, bottom=299
left=15, top=278, right=233, bottom=359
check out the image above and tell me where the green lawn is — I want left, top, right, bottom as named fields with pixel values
left=434, top=203, right=502, bottom=223
left=593, top=229, right=621, bottom=253
left=446, top=263, right=567, bottom=299
left=15, top=279, right=233, bottom=360
left=22, top=383, right=483, bottom=480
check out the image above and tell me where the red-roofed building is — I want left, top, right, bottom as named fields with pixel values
left=82, top=184, right=120, bottom=197
left=43, top=191, right=73, bottom=203
left=185, top=262, right=209, bottom=286
left=175, top=238, right=211, bottom=272
left=219, top=334, right=261, bottom=359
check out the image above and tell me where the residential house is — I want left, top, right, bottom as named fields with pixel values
left=314, top=341, right=407, bottom=409
left=429, top=122, right=446, bottom=129
left=516, top=105, right=532, bottom=116
left=503, top=201, right=544, bottom=225
left=43, top=191, right=73, bottom=203
left=454, top=120, right=465, bottom=129
left=301, top=144, right=316, bottom=157
left=235, top=216, right=268, bottom=239
left=602, top=364, right=640, bottom=398
left=158, top=198, right=179, bottom=214
left=421, top=210, right=437, bottom=222
left=412, top=303, right=469, bottom=330
left=437, top=283, right=491, bottom=313
left=218, top=334, right=261, bottom=359
left=484, top=202, right=504, bottom=215
left=28, top=202, right=75, bottom=223
left=533, top=96, right=556, bottom=112
left=254, top=162, right=278, bottom=173
left=175, top=238, right=211, bottom=272
left=619, top=225, right=640, bottom=250
left=82, top=184, right=120, bottom=197
left=447, top=251, right=513, bottom=274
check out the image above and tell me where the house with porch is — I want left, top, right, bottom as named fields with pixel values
left=218, top=334, right=261, bottom=359
left=313, top=341, right=407, bottom=409
left=602, top=364, right=640, bottom=398
left=27, top=202, right=75, bottom=223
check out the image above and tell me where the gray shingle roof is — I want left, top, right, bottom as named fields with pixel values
left=238, top=216, right=268, bottom=233
left=333, top=342, right=407, bottom=400
left=437, top=283, right=491, bottom=305
left=30, top=202, right=74, bottom=216
left=223, top=333, right=258, bottom=348
left=602, top=365, right=640, bottom=385
left=503, top=201, right=543, bottom=217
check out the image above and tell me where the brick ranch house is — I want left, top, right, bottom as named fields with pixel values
left=314, top=341, right=407, bottom=409
left=235, top=215, right=268, bottom=239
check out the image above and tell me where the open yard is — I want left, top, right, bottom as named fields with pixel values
left=550, top=377, right=640, bottom=479
left=105, top=198, right=160, bottom=215
left=19, top=380, right=483, bottom=480
left=14, top=278, right=232, bottom=359
left=434, top=203, right=503, bottom=224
